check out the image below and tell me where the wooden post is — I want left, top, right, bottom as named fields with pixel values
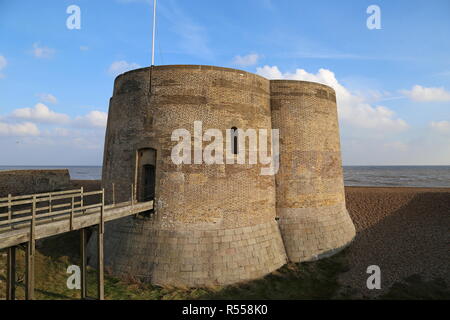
left=25, top=242, right=35, bottom=300
left=97, top=227, right=104, bottom=300
left=80, top=228, right=87, bottom=299
left=131, top=184, right=134, bottom=206
left=132, top=184, right=137, bottom=217
left=70, top=196, right=74, bottom=231
left=112, top=183, right=115, bottom=206
left=80, top=187, right=84, bottom=214
left=49, top=193, right=52, bottom=215
left=26, top=196, right=36, bottom=300
left=7, top=194, right=11, bottom=224
left=97, top=189, right=105, bottom=300
left=100, top=189, right=105, bottom=233
left=6, top=246, right=16, bottom=300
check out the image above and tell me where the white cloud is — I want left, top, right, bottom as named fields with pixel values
left=430, top=121, right=450, bottom=134
left=401, top=85, right=450, bottom=102
left=0, top=55, right=6, bottom=69
left=232, top=53, right=260, bottom=67
left=11, top=103, right=69, bottom=124
left=0, top=55, right=7, bottom=78
left=32, top=43, right=55, bottom=59
left=7, top=103, right=106, bottom=129
left=74, top=111, right=108, bottom=128
left=0, top=107, right=108, bottom=163
left=37, top=93, right=58, bottom=104
left=256, top=65, right=282, bottom=79
left=79, top=46, right=89, bottom=51
left=0, top=121, right=40, bottom=136
left=108, top=60, right=141, bottom=76
left=256, top=65, right=408, bottom=131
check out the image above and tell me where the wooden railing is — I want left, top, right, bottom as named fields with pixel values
left=1, top=184, right=156, bottom=300
left=0, top=188, right=104, bottom=233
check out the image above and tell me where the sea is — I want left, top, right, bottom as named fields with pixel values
left=0, top=165, right=449, bottom=188
left=343, top=166, right=450, bottom=188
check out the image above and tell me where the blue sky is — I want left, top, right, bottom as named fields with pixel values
left=0, top=0, right=449, bottom=165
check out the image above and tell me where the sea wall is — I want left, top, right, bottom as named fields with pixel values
left=0, top=170, right=71, bottom=197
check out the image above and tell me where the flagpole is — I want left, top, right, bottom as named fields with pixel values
left=151, top=0, right=157, bottom=66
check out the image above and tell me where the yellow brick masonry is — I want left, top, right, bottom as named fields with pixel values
left=88, top=65, right=356, bottom=287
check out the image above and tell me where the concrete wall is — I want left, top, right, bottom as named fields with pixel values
left=99, top=65, right=287, bottom=287
left=270, top=80, right=356, bottom=262
left=0, top=169, right=71, bottom=198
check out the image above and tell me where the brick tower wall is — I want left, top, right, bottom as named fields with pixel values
left=270, top=80, right=356, bottom=262
left=95, top=65, right=287, bottom=287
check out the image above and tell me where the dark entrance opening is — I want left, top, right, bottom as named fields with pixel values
left=141, top=164, right=155, bottom=202
left=137, top=148, right=156, bottom=217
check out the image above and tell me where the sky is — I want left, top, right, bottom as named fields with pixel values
left=0, top=0, right=449, bottom=165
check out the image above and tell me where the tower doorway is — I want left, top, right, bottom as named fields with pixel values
left=137, top=148, right=156, bottom=215
left=141, top=164, right=155, bottom=201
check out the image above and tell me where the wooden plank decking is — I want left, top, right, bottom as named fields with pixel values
left=0, top=187, right=153, bottom=300
left=0, top=200, right=153, bottom=250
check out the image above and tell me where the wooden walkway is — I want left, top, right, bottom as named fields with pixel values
left=0, top=187, right=153, bottom=300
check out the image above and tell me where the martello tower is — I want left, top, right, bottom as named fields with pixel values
left=95, top=65, right=356, bottom=287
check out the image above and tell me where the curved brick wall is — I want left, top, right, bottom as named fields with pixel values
left=89, top=65, right=357, bottom=287
left=270, top=80, right=356, bottom=262
left=98, top=65, right=287, bottom=286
